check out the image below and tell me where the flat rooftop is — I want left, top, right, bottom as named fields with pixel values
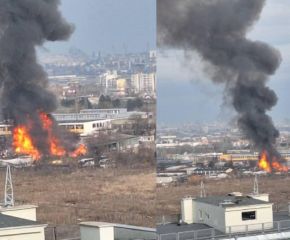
left=0, top=213, right=45, bottom=229
left=157, top=212, right=290, bottom=235
left=194, top=195, right=271, bottom=208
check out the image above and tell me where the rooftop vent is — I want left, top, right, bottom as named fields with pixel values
left=228, top=192, right=243, bottom=196
left=219, top=199, right=234, bottom=206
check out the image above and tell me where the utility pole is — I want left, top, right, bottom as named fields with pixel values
left=4, top=165, right=14, bottom=207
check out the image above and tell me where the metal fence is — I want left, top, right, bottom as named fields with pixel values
left=157, top=214, right=181, bottom=225
left=273, top=203, right=289, bottom=212
left=44, top=225, right=80, bottom=240
left=158, top=220, right=290, bottom=240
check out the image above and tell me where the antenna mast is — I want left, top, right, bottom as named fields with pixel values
left=201, top=180, right=206, bottom=198
left=4, top=165, right=14, bottom=207
left=254, top=174, right=259, bottom=195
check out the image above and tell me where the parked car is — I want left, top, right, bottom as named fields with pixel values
left=78, top=158, right=94, bottom=167
left=99, top=156, right=115, bottom=168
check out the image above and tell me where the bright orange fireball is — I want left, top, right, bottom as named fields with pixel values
left=258, top=150, right=287, bottom=172
left=12, top=111, right=86, bottom=161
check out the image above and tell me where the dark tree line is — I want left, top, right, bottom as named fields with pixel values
left=98, top=95, right=121, bottom=109
left=127, top=98, right=143, bottom=111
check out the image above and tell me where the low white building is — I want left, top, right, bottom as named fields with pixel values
left=0, top=205, right=46, bottom=240
left=181, top=193, right=273, bottom=233
left=80, top=222, right=156, bottom=240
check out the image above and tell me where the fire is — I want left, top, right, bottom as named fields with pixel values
left=12, top=127, right=41, bottom=161
left=72, top=144, right=86, bottom=157
left=12, top=111, right=86, bottom=161
left=39, top=113, right=66, bottom=156
left=258, top=151, right=271, bottom=172
left=258, top=150, right=287, bottom=172
left=272, top=157, right=288, bottom=171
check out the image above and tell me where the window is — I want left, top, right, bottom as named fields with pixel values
left=242, top=211, right=256, bottom=221
left=76, top=124, right=84, bottom=130
left=205, top=213, right=209, bottom=220
left=199, top=209, right=203, bottom=220
left=93, top=124, right=96, bottom=128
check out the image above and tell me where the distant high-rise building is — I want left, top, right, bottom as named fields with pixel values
left=131, top=72, right=156, bottom=94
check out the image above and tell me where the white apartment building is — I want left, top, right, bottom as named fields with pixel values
left=131, top=72, right=156, bottom=94
left=150, top=50, right=157, bottom=59
left=99, top=71, right=118, bottom=88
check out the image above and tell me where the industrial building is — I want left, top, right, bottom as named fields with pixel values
left=220, top=153, right=290, bottom=161
left=59, top=119, right=111, bottom=136
left=84, top=133, right=139, bottom=153
left=181, top=193, right=273, bottom=233
left=53, top=108, right=153, bottom=123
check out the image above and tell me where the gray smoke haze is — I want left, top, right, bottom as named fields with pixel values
left=0, top=0, right=76, bottom=154
left=158, top=0, right=283, bottom=168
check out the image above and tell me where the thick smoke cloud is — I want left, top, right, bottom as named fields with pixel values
left=0, top=0, right=75, bottom=154
left=158, top=0, right=283, bottom=165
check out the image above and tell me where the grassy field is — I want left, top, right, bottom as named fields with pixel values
left=0, top=165, right=156, bottom=236
left=157, top=174, right=290, bottom=216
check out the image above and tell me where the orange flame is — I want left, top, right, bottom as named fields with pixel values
left=12, top=127, right=41, bottom=161
left=12, top=111, right=86, bottom=161
left=258, top=150, right=287, bottom=172
left=272, top=156, right=287, bottom=171
left=39, top=113, right=66, bottom=156
left=72, top=144, right=86, bottom=157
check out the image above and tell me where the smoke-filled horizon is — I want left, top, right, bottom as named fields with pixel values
left=0, top=0, right=76, bottom=155
left=157, top=0, right=283, bottom=165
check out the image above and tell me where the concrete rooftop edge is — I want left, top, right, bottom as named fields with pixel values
left=79, top=221, right=156, bottom=232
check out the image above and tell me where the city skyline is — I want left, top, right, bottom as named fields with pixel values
left=38, top=0, right=156, bottom=56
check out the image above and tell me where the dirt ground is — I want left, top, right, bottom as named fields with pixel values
left=0, top=165, right=156, bottom=230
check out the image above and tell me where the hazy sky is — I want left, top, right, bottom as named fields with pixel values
left=39, top=0, right=156, bottom=55
left=158, top=0, right=290, bottom=125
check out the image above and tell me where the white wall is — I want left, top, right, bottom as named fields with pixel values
left=0, top=206, right=37, bottom=221
left=0, top=226, right=46, bottom=240
left=80, top=222, right=155, bottom=240
left=181, top=198, right=194, bottom=224
left=225, top=205, right=273, bottom=233
left=193, top=201, right=226, bottom=229
left=250, top=194, right=269, bottom=202
left=80, top=225, right=114, bottom=240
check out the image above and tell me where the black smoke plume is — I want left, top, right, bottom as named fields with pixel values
left=0, top=0, right=76, bottom=155
left=157, top=0, right=283, bottom=167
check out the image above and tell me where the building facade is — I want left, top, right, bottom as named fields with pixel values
left=181, top=193, right=273, bottom=233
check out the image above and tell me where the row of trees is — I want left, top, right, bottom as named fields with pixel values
left=127, top=98, right=143, bottom=111
left=98, top=95, right=144, bottom=111
left=98, top=95, right=121, bottom=109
